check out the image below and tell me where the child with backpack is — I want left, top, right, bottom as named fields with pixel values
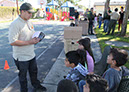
left=102, top=48, right=128, bottom=92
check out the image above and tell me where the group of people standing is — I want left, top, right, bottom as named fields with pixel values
left=73, top=7, right=96, bottom=35
left=83, top=8, right=95, bottom=35
left=83, top=8, right=102, bottom=35
left=83, top=6, right=125, bottom=36
left=103, top=7, right=124, bottom=35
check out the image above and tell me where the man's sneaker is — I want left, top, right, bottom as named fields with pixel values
left=102, top=31, right=106, bottom=33
left=91, top=33, right=95, bottom=35
left=35, top=85, right=47, bottom=92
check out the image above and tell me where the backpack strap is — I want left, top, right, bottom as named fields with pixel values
left=117, top=66, right=129, bottom=92
left=121, top=66, right=129, bottom=77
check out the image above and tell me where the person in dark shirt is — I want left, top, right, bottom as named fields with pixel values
left=118, top=7, right=125, bottom=31
left=83, top=9, right=89, bottom=20
left=74, top=9, right=79, bottom=26
left=87, top=8, right=95, bottom=35
left=103, top=7, right=112, bottom=33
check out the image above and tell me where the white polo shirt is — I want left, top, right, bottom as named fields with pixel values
left=9, top=16, right=35, bottom=61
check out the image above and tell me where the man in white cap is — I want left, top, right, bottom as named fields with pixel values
left=8, top=3, right=47, bottom=92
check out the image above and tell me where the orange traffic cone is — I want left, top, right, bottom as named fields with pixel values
left=4, top=60, right=10, bottom=70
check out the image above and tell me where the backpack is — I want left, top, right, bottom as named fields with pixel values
left=117, top=66, right=129, bottom=92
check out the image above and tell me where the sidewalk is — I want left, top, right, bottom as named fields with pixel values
left=41, top=35, right=102, bottom=92
left=105, top=41, right=129, bottom=54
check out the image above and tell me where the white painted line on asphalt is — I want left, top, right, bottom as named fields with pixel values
left=36, top=35, right=63, bottom=59
left=1, top=76, right=18, bottom=92
left=1, top=34, right=63, bottom=92
left=0, top=32, right=8, bottom=38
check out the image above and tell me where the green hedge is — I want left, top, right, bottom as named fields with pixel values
left=0, top=6, right=38, bottom=21
left=0, top=6, right=17, bottom=20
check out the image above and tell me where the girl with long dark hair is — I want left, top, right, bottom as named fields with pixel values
left=78, top=38, right=95, bottom=73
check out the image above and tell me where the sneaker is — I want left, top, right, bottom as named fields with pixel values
left=35, top=85, right=47, bottom=92
left=102, top=31, right=106, bottom=33
left=106, top=33, right=109, bottom=35
left=91, top=33, right=95, bottom=35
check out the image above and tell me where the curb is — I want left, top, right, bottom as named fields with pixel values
left=41, top=49, right=70, bottom=92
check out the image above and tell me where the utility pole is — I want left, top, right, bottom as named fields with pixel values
left=16, top=0, right=19, bottom=15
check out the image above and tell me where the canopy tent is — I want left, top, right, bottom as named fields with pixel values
left=47, top=0, right=59, bottom=6
left=77, top=8, right=84, bottom=12
left=74, top=6, right=84, bottom=12
left=61, top=1, right=75, bottom=8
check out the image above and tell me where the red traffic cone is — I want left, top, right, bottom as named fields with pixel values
left=4, top=60, right=10, bottom=70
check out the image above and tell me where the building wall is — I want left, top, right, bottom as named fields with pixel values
left=94, top=4, right=125, bottom=16
left=0, top=0, right=16, bottom=7
left=94, top=6, right=104, bottom=15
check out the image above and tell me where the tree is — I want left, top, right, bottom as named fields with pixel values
left=16, top=0, right=19, bottom=15
left=120, top=0, right=129, bottom=36
left=47, top=0, right=51, bottom=3
left=104, top=0, right=110, bottom=13
left=52, top=0, right=81, bottom=6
